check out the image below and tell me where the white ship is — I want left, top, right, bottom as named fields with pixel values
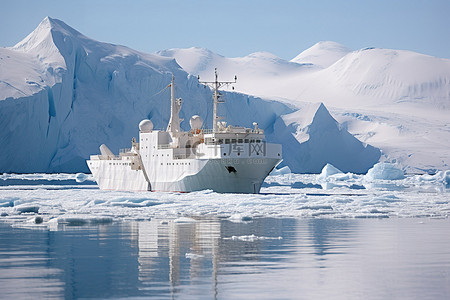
left=87, top=69, right=282, bottom=193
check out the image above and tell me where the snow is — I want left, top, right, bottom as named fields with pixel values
left=290, top=41, right=351, bottom=68
left=0, top=17, right=378, bottom=175
left=0, top=173, right=448, bottom=231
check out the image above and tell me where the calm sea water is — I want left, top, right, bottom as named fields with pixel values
left=1, top=217, right=449, bottom=299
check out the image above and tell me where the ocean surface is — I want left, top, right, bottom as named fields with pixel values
left=1, top=217, right=449, bottom=299
left=0, top=172, right=449, bottom=299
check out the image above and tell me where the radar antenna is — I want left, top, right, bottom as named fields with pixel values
left=198, top=68, right=237, bottom=132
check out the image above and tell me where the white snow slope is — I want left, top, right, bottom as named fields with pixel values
left=159, top=42, right=450, bottom=173
left=0, top=17, right=380, bottom=174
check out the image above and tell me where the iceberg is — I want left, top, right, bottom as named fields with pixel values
left=365, top=163, right=405, bottom=181
left=318, top=163, right=343, bottom=179
left=273, top=103, right=381, bottom=173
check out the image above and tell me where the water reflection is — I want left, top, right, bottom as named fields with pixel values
left=1, top=217, right=449, bottom=299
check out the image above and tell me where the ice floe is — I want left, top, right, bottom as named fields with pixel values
left=0, top=171, right=448, bottom=230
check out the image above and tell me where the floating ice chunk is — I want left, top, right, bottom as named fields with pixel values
left=365, top=162, right=405, bottom=181
left=299, top=205, right=333, bottom=210
left=432, top=170, right=450, bottom=185
left=224, top=235, right=283, bottom=242
left=318, top=163, right=343, bottom=180
left=15, top=204, right=39, bottom=214
left=270, top=166, right=291, bottom=175
left=185, top=253, right=204, bottom=259
left=228, top=234, right=283, bottom=242
left=174, top=217, right=197, bottom=223
left=57, top=215, right=114, bottom=226
left=0, top=198, right=16, bottom=207
left=444, top=170, right=450, bottom=186
left=228, top=214, right=253, bottom=222
left=291, top=182, right=322, bottom=189
left=75, top=173, right=88, bottom=183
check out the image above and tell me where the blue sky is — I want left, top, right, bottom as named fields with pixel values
left=1, top=0, right=449, bottom=59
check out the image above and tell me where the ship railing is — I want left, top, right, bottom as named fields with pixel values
left=173, top=154, right=196, bottom=160
left=92, top=154, right=121, bottom=160
left=119, top=148, right=131, bottom=154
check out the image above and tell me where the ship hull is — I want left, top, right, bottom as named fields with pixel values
left=88, top=157, right=281, bottom=193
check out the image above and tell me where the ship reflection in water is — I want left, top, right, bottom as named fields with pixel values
left=1, top=218, right=449, bottom=299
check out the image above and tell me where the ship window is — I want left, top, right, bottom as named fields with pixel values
left=218, top=139, right=223, bottom=144
left=238, top=139, right=243, bottom=143
left=161, top=163, right=163, bottom=165
left=245, top=139, right=249, bottom=143
left=250, top=139, right=255, bottom=143
left=256, top=140, right=261, bottom=143
left=231, top=139, right=237, bottom=144
left=223, top=153, right=226, bottom=156
left=225, top=139, right=230, bottom=144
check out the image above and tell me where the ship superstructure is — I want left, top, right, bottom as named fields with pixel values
left=87, top=69, right=282, bottom=193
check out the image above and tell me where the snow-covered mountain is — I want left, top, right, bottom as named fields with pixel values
left=0, top=17, right=380, bottom=174
left=159, top=42, right=450, bottom=173
left=290, top=41, right=351, bottom=68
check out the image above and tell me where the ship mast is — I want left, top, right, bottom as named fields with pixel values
left=167, top=75, right=182, bottom=133
left=199, top=68, right=237, bottom=132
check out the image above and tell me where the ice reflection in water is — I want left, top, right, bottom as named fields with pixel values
left=0, top=218, right=449, bottom=299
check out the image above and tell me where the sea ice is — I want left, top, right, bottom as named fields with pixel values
left=0, top=172, right=449, bottom=231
